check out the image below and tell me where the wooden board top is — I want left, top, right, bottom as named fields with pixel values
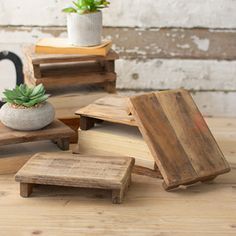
left=76, top=95, right=137, bottom=126
left=15, top=152, right=135, bottom=189
left=129, top=89, right=231, bottom=189
left=0, top=120, right=75, bottom=146
left=24, top=46, right=119, bottom=65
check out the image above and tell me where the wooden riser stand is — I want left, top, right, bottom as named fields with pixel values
left=15, top=153, right=134, bottom=204
left=24, top=46, right=119, bottom=93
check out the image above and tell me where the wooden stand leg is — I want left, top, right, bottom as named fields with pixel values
left=80, top=116, right=95, bottom=130
left=112, top=175, right=130, bottom=204
left=112, top=188, right=125, bottom=204
left=104, top=81, right=116, bottom=93
left=56, top=138, right=70, bottom=151
left=20, top=183, right=33, bottom=198
left=162, top=181, right=180, bottom=191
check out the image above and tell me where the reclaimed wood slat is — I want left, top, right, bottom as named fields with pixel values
left=76, top=95, right=137, bottom=127
left=28, top=73, right=116, bottom=89
left=129, top=89, right=231, bottom=190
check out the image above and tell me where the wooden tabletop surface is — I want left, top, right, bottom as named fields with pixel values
left=0, top=116, right=235, bottom=235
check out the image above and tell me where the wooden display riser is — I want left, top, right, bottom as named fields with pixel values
left=15, top=152, right=135, bottom=204
left=24, top=46, right=119, bottom=93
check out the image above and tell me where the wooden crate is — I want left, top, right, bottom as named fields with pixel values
left=24, top=46, right=119, bottom=93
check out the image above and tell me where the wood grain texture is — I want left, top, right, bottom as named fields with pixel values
left=76, top=95, right=137, bottom=126
left=16, top=152, right=134, bottom=189
left=15, top=152, right=134, bottom=203
left=0, top=120, right=75, bottom=148
left=28, top=72, right=117, bottom=90
left=77, top=122, right=154, bottom=168
left=0, top=117, right=235, bottom=235
left=129, top=89, right=231, bottom=190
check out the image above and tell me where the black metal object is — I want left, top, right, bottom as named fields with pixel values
left=0, top=51, right=24, bottom=107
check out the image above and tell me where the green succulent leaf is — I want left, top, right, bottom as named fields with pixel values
left=62, top=7, right=77, bottom=13
left=30, top=84, right=44, bottom=97
left=63, top=0, right=110, bottom=14
left=2, top=84, right=49, bottom=108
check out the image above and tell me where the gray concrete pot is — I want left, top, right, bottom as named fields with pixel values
left=67, top=11, right=102, bottom=47
left=0, top=102, right=55, bottom=131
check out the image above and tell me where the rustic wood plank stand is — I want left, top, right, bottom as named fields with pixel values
left=15, top=152, right=134, bottom=204
left=0, top=120, right=75, bottom=151
left=75, top=90, right=231, bottom=190
left=24, top=46, right=119, bottom=93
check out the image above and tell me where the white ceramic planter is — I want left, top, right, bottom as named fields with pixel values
left=0, top=102, right=55, bottom=131
left=67, top=11, right=102, bottom=47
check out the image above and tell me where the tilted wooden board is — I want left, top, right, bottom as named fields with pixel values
left=129, top=89, right=231, bottom=190
left=15, top=152, right=135, bottom=203
left=76, top=95, right=137, bottom=126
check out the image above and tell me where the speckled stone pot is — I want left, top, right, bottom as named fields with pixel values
left=67, top=11, right=102, bottom=46
left=0, top=102, right=55, bottom=131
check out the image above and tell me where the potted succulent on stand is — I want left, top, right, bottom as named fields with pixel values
left=0, top=84, right=55, bottom=131
left=63, top=0, right=110, bottom=46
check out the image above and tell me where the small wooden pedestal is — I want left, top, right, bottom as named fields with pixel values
left=24, top=46, right=119, bottom=93
left=0, top=120, right=75, bottom=151
left=15, top=152, right=134, bottom=204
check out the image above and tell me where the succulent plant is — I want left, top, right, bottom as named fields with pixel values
left=3, top=84, right=49, bottom=108
left=63, top=0, right=110, bottom=14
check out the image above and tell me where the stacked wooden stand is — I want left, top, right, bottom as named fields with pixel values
left=24, top=46, right=119, bottom=93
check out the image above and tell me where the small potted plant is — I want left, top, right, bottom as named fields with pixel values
left=63, top=0, right=110, bottom=47
left=0, top=84, right=55, bottom=131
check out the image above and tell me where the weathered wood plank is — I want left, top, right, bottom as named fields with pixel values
left=25, top=72, right=116, bottom=90
left=0, top=0, right=235, bottom=28
left=76, top=95, right=136, bottom=126
left=1, top=27, right=236, bottom=60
